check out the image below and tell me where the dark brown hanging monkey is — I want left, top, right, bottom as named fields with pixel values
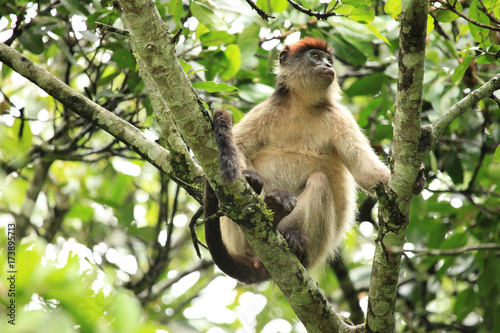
left=204, top=38, right=391, bottom=284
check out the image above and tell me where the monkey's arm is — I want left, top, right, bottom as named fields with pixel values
left=231, top=106, right=269, bottom=170
left=333, top=109, right=390, bottom=193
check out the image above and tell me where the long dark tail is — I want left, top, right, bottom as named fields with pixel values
left=204, top=182, right=270, bottom=284
left=212, top=110, right=240, bottom=184
left=204, top=110, right=270, bottom=284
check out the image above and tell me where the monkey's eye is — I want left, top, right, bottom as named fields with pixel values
left=312, top=53, right=321, bottom=61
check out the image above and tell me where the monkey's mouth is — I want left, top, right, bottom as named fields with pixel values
left=321, top=69, right=336, bottom=77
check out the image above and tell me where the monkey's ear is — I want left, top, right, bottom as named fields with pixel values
left=279, top=50, right=289, bottom=64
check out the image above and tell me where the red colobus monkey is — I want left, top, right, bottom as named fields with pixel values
left=204, top=37, right=391, bottom=284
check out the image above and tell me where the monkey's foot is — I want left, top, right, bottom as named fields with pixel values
left=264, top=190, right=297, bottom=224
left=243, top=169, right=264, bottom=194
left=283, top=228, right=309, bottom=267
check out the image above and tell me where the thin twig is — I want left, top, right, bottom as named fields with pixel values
left=388, top=243, right=500, bottom=256
left=189, top=206, right=205, bottom=259
left=95, top=22, right=130, bottom=36
left=244, top=0, right=275, bottom=21
left=259, top=18, right=318, bottom=44
left=432, top=0, right=500, bottom=31
left=478, top=0, right=500, bottom=25
left=287, top=0, right=346, bottom=20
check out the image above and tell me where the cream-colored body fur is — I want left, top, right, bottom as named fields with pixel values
left=220, top=79, right=390, bottom=269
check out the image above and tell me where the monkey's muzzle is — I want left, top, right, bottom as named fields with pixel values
left=322, top=69, right=336, bottom=78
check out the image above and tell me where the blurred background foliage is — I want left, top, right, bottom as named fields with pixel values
left=0, top=0, right=499, bottom=332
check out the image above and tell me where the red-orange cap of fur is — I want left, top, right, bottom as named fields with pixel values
left=283, top=37, right=332, bottom=55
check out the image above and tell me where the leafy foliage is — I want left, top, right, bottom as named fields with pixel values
left=0, top=0, right=499, bottom=332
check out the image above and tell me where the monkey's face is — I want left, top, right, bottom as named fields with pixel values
left=279, top=48, right=336, bottom=91
left=307, top=49, right=335, bottom=80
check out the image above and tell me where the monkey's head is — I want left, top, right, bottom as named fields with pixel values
left=275, top=37, right=338, bottom=96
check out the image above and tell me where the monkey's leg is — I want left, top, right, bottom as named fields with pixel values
left=245, top=190, right=297, bottom=271
left=276, top=171, right=335, bottom=268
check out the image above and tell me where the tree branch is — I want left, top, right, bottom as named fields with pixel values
left=134, top=41, right=205, bottom=188
left=286, top=0, right=346, bottom=19
left=0, top=42, right=202, bottom=198
left=366, top=1, right=428, bottom=332
left=388, top=243, right=500, bottom=256
left=432, top=74, right=500, bottom=141
left=17, top=158, right=52, bottom=238
left=433, top=0, right=500, bottom=31
left=244, top=0, right=275, bottom=21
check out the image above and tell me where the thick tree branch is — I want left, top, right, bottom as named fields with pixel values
left=117, top=0, right=358, bottom=331
left=134, top=44, right=205, bottom=187
left=0, top=42, right=201, bottom=198
left=432, top=74, right=500, bottom=141
left=366, top=1, right=428, bottom=332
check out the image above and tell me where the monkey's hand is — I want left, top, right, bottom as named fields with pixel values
left=264, top=190, right=297, bottom=225
left=413, top=163, right=427, bottom=195
left=242, top=169, right=264, bottom=194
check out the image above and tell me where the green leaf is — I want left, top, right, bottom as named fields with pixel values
left=332, top=4, right=353, bottom=15
left=228, top=105, right=245, bottom=123
left=192, top=81, right=238, bottom=92
left=238, top=37, right=259, bottom=65
left=468, top=0, right=490, bottom=43
left=444, top=152, right=464, bottom=184
left=111, top=49, right=136, bottom=71
left=384, top=0, right=400, bottom=18
left=329, top=34, right=367, bottom=65
left=475, top=54, right=492, bottom=64
left=410, top=192, right=428, bottom=223
left=350, top=5, right=375, bottom=23
left=344, top=73, right=387, bottom=96
left=487, top=155, right=500, bottom=180
left=429, top=151, right=438, bottom=175
left=358, top=97, right=383, bottom=127
left=495, top=144, right=500, bottom=162
left=60, top=0, right=90, bottom=16
left=19, top=29, right=44, bottom=54
left=179, top=59, right=192, bottom=74
left=97, top=66, right=121, bottom=85
left=66, top=204, right=94, bottom=220
left=427, top=14, right=435, bottom=34
left=238, top=83, right=274, bottom=103
left=167, top=0, right=183, bottom=24
left=452, top=56, right=474, bottom=82
left=200, top=31, right=235, bottom=46
left=52, top=38, right=81, bottom=68
left=221, top=44, right=241, bottom=80
left=477, top=253, right=499, bottom=297
left=256, top=0, right=288, bottom=13
left=365, top=23, right=390, bottom=45
left=435, top=2, right=461, bottom=23
left=190, top=1, right=226, bottom=31
left=109, top=291, right=141, bottom=333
